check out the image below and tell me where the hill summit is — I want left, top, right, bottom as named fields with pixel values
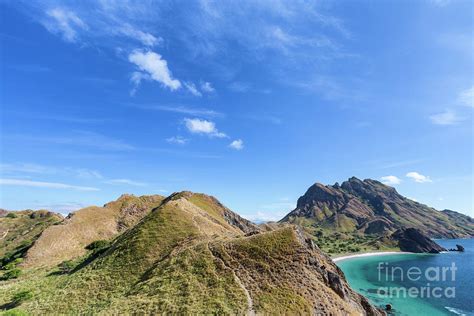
left=281, top=177, right=473, bottom=254
left=0, top=191, right=382, bottom=315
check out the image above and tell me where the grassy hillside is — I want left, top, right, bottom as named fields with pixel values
left=0, top=210, right=62, bottom=267
left=23, top=194, right=164, bottom=267
left=282, top=177, right=474, bottom=254
left=0, top=192, right=382, bottom=315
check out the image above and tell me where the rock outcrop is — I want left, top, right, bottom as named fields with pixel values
left=282, top=177, right=474, bottom=238
left=389, top=228, right=446, bottom=253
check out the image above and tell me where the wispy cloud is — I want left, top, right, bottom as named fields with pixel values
left=201, top=81, right=215, bottom=93
left=229, top=139, right=244, bottom=150
left=118, top=23, right=162, bottom=47
left=0, top=163, right=53, bottom=174
left=376, top=158, right=425, bottom=170
left=166, top=136, right=189, bottom=145
left=104, top=178, right=146, bottom=186
left=34, top=202, right=86, bottom=214
left=183, top=82, right=202, bottom=97
left=27, top=1, right=350, bottom=98
left=429, top=0, right=451, bottom=7
left=430, top=109, right=464, bottom=125
left=9, top=64, right=51, bottom=72
left=43, top=8, right=88, bottom=43
left=11, top=131, right=134, bottom=151
left=380, top=175, right=401, bottom=185
left=0, top=178, right=99, bottom=191
left=184, top=118, right=227, bottom=138
left=240, top=211, right=287, bottom=223
left=406, top=172, right=432, bottom=183
left=128, top=104, right=223, bottom=118
left=458, top=86, right=474, bottom=107
left=0, top=163, right=103, bottom=179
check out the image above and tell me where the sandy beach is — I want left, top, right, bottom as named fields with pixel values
left=332, top=251, right=413, bottom=263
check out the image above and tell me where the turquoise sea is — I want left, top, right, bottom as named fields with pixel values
left=337, top=239, right=474, bottom=316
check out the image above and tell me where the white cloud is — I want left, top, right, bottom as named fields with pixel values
left=184, top=82, right=202, bottom=97
left=0, top=163, right=52, bottom=174
left=72, top=168, right=103, bottom=179
left=0, top=178, right=99, bottom=191
left=119, top=23, right=161, bottom=47
left=201, top=81, right=215, bottom=93
left=13, top=131, right=134, bottom=151
left=408, top=197, right=418, bottom=202
left=129, top=71, right=149, bottom=96
left=128, top=50, right=181, bottom=92
left=44, top=8, right=88, bottom=42
left=406, top=172, right=432, bottom=183
left=166, top=136, right=188, bottom=145
left=380, top=175, right=401, bottom=185
left=104, top=179, right=146, bottom=186
left=429, top=0, right=451, bottom=6
left=228, top=82, right=251, bottom=93
left=458, top=86, right=474, bottom=107
left=0, top=163, right=103, bottom=180
left=429, top=110, right=463, bottom=125
left=130, top=104, right=222, bottom=118
left=35, top=202, right=86, bottom=214
left=229, top=139, right=244, bottom=150
left=184, top=118, right=227, bottom=138
left=240, top=211, right=286, bottom=223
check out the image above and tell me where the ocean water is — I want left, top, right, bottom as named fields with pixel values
left=337, top=239, right=474, bottom=316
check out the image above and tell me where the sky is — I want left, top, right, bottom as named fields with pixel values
left=0, top=0, right=472, bottom=221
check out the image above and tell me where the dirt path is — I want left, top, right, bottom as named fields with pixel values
left=209, top=243, right=255, bottom=315
left=232, top=269, right=255, bottom=316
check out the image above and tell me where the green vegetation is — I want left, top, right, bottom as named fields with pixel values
left=0, top=193, right=377, bottom=315
left=0, top=210, right=62, bottom=268
left=10, top=291, right=33, bottom=307
left=1, top=268, right=22, bottom=281
left=85, top=240, right=110, bottom=251
left=309, top=228, right=399, bottom=256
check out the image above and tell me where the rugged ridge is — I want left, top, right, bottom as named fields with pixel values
left=23, top=194, right=165, bottom=267
left=0, top=192, right=383, bottom=315
left=282, top=177, right=473, bottom=238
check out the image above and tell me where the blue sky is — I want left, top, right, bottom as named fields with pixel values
left=0, top=0, right=472, bottom=220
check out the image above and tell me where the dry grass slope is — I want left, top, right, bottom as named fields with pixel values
left=0, top=192, right=382, bottom=315
left=24, top=194, right=164, bottom=267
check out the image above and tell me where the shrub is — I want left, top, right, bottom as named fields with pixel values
left=3, top=309, right=29, bottom=316
left=11, top=290, right=33, bottom=306
left=2, top=258, right=23, bottom=270
left=58, top=260, right=76, bottom=274
left=6, top=212, right=18, bottom=218
left=86, top=240, right=110, bottom=251
left=1, top=268, right=22, bottom=280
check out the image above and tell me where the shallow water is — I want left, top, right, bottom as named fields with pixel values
left=337, top=239, right=474, bottom=316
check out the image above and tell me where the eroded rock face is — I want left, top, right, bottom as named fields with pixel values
left=390, top=228, right=446, bottom=253
left=282, top=177, right=474, bottom=239
left=209, top=226, right=385, bottom=315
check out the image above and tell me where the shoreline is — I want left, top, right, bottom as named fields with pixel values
left=332, top=251, right=414, bottom=263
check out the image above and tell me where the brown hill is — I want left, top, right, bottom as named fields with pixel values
left=23, top=194, right=164, bottom=267
left=1, top=192, right=382, bottom=315
left=282, top=177, right=473, bottom=238
left=0, top=210, right=63, bottom=267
